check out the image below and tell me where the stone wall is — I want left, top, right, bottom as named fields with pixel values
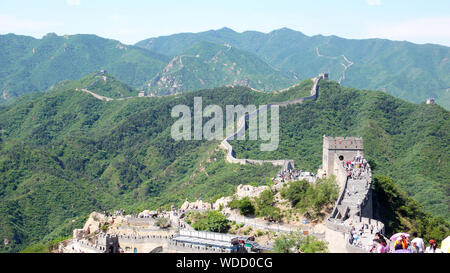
left=220, top=73, right=326, bottom=169
left=324, top=145, right=386, bottom=253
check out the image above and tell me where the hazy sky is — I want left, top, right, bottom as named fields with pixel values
left=1, top=0, right=449, bottom=46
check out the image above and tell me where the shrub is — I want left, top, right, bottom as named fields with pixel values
left=155, top=217, right=171, bottom=228
left=238, top=197, right=255, bottom=216
left=273, top=232, right=328, bottom=253
left=190, top=210, right=229, bottom=233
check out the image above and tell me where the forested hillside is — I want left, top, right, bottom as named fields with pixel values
left=0, top=75, right=448, bottom=252
left=137, top=27, right=450, bottom=109
left=231, top=80, right=449, bottom=220
left=0, top=76, right=291, bottom=252
left=146, top=41, right=297, bottom=95
left=0, top=33, right=169, bottom=103
left=2, top=28, right=449, bottom=109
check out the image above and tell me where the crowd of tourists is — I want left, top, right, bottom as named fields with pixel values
left=368, top=232, right=446, bottom=253
left=347, top=220, right=448, bottom=253
left=275, top=169, right=315, bottom=183
left=344, top=155, right=370, bottom=180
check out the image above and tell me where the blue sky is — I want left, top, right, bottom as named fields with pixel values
left=1, top=0, right=449, bottom=46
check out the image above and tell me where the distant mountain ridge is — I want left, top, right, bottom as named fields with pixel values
left=0, top=33, right=169, bottom=103
left=1, top=28, right=449, bottom=109
left=146, top=41, right=297, bottom=95
left=137, top=27, right=450, bottom=109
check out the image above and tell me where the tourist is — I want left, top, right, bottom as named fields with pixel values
left=394, top=235, right=408, bottom=250
left=411, top=232, right=425, bottom=253
left=425, top=240, right=442, bottom=253
left=369, top=239, right=379, bottom=253
left=349, top=233, right=354, bottom=245
left=379, top=237, right=389, bottom=253
left=410, top=241, right=419, bottom=253
left=353, top=234, right=359, bottom=245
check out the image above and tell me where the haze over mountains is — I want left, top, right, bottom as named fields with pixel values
left=1, top=27, right=449, bottom=109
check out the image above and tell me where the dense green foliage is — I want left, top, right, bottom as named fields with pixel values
left=373, top=175, right=449, bottom=242
left=187, top=210, right=230, bottom=233
left=232, top=80, right=449, bottom=220
left=0, top=33, right=169, bottom=103
left=254, top=189, right=282, bottom=222
left=20, top=236, right=70, bottom=253
left=273, top=232, right=328, bottom=253
left=137, top=27, right=450, bottom=109
left=237, top=197, right=255, bottom=216
left=280, top=177, right=339, bottom=218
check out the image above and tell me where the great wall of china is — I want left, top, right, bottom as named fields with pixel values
left=219, top=73, right=326, bottom=168
left=219, top=74, right=386, bottom=252
left=62, top=74, right=386, bottom=253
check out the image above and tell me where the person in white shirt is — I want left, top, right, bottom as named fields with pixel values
left=411, top=232, right=425, bottom=253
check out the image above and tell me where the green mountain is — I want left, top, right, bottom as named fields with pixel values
left=146, top=41, right=297, bottom=95
left=52, top=70, right=139, bottom=99
left=0, top=75, right=448, bottom=252
left=0, top=33, right=169, bottom=103
left=231, top=80, right=450, bottom=220
left=0, top=75, right=285, bottom=252
left=137, top=27, right=450, bottom=109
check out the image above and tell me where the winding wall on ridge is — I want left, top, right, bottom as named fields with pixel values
left=219, top=73, right=326, bottom=169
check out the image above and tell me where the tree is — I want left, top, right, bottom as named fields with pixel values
left=238, top=197, right=255, bottom=216
left=255, top=189, right=274, bottom=211
left=280, top=180, right=310, bottom=208
left=155, top=217, right=171, bottom=229
left=205, top=210, right=229, bottom=233
left=273, top=232, right=328, bottom=253
left=273, top=234, right=296, bottom=253
left=299, top=236, right=328, bottom=253
left=190, top=210, right=229, bottom=233
left=255, top=189, right=281, bottom=222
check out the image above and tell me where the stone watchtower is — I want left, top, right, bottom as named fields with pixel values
left=322, top=135, right=364, bottom=178
left=96, top=234, right=119, bottom=253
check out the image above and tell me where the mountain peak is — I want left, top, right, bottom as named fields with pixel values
left=270, top=27, right=305, bottom=36
left=43, top=32, right=59, bottom=39
left=216, top=27, right=236, bottom=33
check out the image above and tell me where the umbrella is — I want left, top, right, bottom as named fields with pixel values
left=441, top=236, right=450, bottom=253
left=390, top=232, right=410, bottom=241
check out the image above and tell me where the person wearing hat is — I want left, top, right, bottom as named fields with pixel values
left=425, top=240, right=442, bottom=253
left=394, top=235, right=408, bottom=250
